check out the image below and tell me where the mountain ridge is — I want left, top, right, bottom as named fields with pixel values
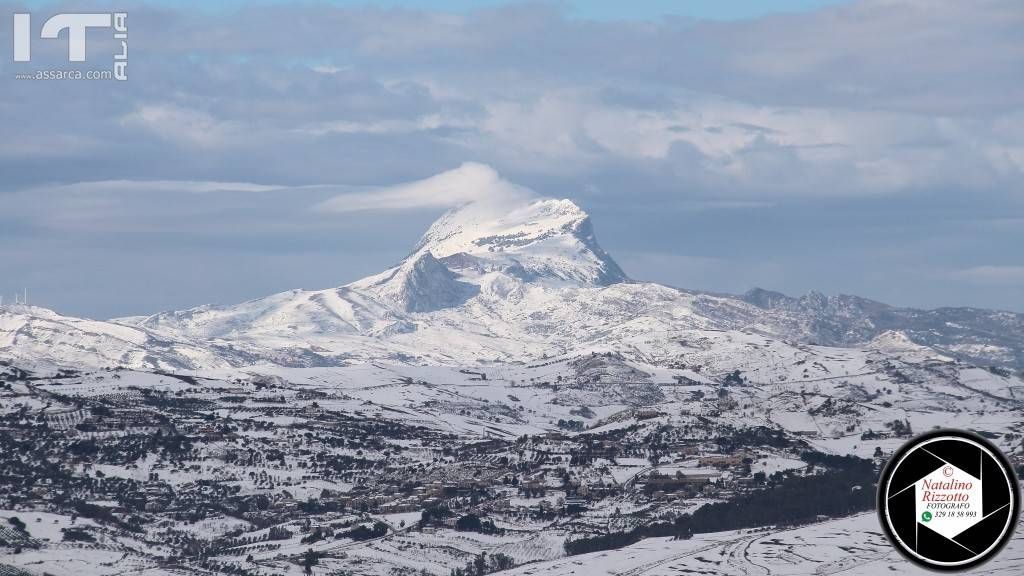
left=2, top=194, right=1021, bottom=372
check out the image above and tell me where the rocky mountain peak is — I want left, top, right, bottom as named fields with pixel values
left=411, top=197, right=627, bottom=286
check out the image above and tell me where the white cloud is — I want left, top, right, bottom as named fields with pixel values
left=310, top=64, right=351, bottom=75
left=23, top=1, right=1018, bottom=199
left=121, top=104, right=240, bottom=149
left=315, top=162, right=535, bottom=213
left=952, top=266, right=1024, bottom=286
left=297, top=114, right=461, bottom=136
left=4, top=179, right=325, bottom=233
left=25, top=180, right=284, bottom=195
left=452, top=89, right=1024, bottom=195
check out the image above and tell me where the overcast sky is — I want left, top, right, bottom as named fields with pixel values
left=1, top=0, right=1022, bottom=318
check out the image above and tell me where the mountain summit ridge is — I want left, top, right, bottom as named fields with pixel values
left=345, top=196, right=627, bottom=315
left=409, top=197, right=627, bottom=286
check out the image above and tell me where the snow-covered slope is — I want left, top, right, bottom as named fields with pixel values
left=0, top=304, right=227, bottom=370
left=2, top=194, right=1021, bottom=372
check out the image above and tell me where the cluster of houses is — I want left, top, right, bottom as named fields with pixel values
left=0, top=363, right=815, bottom=576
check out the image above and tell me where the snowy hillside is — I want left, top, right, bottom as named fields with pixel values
left=0, top=304, right=229, bottom=370
left=2, top=331, right=1022, bottom=576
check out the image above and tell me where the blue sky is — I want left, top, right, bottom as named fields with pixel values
left=1, top=0, right=1022, bottom=318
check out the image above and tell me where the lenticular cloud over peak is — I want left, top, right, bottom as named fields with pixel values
left=316, top=162, right=537, bottom=214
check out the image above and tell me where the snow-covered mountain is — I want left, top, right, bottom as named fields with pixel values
left=1, top=195, right=1021, bottom=372
left=741, top=288, right=1023, bottom=369
left=4, top=182, right=1024, bottom=576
